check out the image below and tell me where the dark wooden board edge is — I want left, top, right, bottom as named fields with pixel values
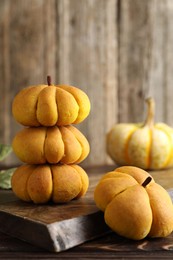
left=0, top=209, right=110, bottom=252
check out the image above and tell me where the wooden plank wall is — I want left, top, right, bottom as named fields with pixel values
left=0, top=0, right=173, bottom=167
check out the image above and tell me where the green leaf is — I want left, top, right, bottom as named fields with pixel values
left=0, top=144, right=12, bottom=161
left=0, top=168, right=16, bottom=189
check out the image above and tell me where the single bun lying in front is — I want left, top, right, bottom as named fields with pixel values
left=94, top=166, right=173, bottom=240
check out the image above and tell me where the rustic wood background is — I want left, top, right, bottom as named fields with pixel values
left=1, top=0, right=173, bottom=167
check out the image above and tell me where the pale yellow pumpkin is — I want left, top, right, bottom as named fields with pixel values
left=107, top=98, right=173, bottom=170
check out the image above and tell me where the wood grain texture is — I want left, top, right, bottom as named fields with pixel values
left=56, top=0, right=118, bottom=166
left=0, top=165, right=173, bottom=258
left=118, top=0, right=173, bottom=124
left=0, top=229, right=173, bottom=259
left=0, top=0, right=118, bottom=167
left=0, top=171, right=110, bottom=252
left=1, top=0, right=173, bottom=167
left=0, top=0, right=57, bottom=165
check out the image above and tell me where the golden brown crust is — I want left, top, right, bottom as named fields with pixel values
left=12, top=84, right=90, bottom=127
left=11, top=164, right=89, bottom=204
left=12, top=126, right=89, bottom=164
left=94, top=166, right=173, bottom=240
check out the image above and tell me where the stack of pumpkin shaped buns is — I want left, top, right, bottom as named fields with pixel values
left=11, top=76, right=91, bottom=204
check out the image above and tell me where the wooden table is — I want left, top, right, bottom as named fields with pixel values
left=1, top=165, right=173, bottom=259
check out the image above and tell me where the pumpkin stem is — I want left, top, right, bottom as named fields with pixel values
left=143, top=97, right=155, bottom=127
left=142, top=176, right=152, bottom=187
left=47, top=75, right=52, bottom=86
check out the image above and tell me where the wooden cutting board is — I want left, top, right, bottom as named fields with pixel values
left=0, top=166, right=111, bottom=252
left=0, top=165, right=173, bottom=253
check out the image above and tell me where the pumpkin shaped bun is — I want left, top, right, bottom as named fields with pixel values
left=12, top=164, right=89, bottom=204
left=107, top=98, right=173, bottom=170
left=11, top=76, right=90, bottom=204
left=94, top=166, right=173, bottom=240
left=12, top=77, right=91, bottom=127
left=12, top=125, right=90, bottom=164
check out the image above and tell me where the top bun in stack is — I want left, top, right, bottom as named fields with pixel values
left=12, top=76, right=91, bottom=127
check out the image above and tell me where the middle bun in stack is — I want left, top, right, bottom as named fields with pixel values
left=12, top=125, right=90, bottom=165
